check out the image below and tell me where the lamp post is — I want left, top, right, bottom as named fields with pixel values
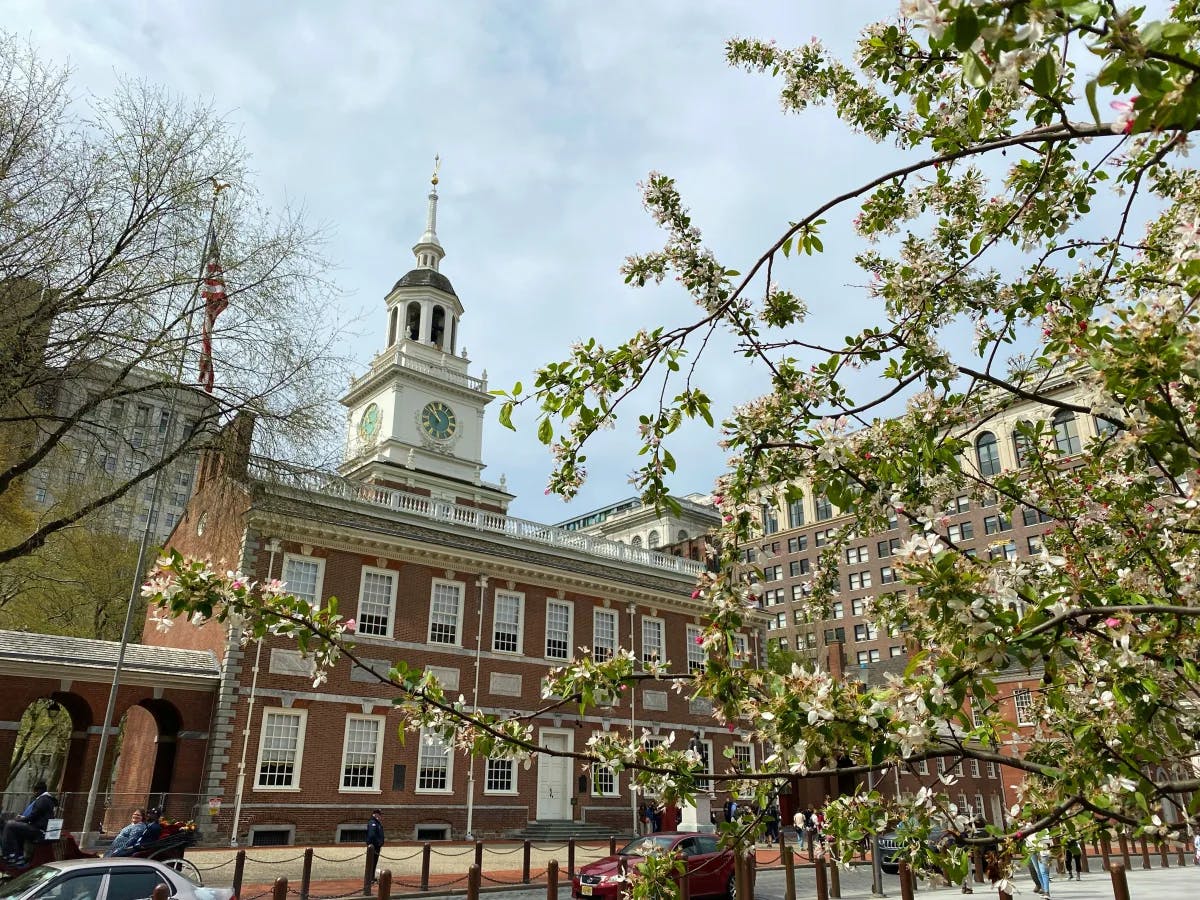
left=464, top=574, right=488, bottom=839
left=229, top=537, right=281, bottom=846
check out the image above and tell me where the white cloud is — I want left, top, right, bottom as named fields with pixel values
left=2, top=0, right=901, bottom=522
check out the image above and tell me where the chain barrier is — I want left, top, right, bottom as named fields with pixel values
left=240, top=852, right=310, bottom=865
left=376, top=848, right=424, bottom=862
left=483, top=845, right=526, bottom=856
left=309, top=850, right=370, bottom=863
left=427, top=845, right=477, bottom=858
left=193, top=859, right=237, bottom=871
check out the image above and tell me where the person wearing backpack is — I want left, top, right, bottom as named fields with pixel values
left=2, top=781, right=57, bottom=867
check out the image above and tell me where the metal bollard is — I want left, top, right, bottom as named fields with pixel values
left=232, top=849, right=246, bottom=898
left=1118, top=832, right=1131, bottom=869
left=735, top=851, right=752, bottom=900
left=828, top=855, right=841, bottom=898
left=569, top=838, right=576, bottom=879
left=677, top=861, right=691, bottom=900
left=782, top=845, right=796, bottom=900
left=1109, top=862, right=1131, bottom=900
left=897, top=862, right=914, bottom=900
left=1159, top=840, right=1169, bottom=868
left=377, top=870, right=392, bottom=900
left=1100, top=833, right=1112, bottom=871
left=467, top=864, right=481, bottom=900
left=523, top=839, right=532, bottom=884
left=814, top=853, right=829, bottom=900
left=973, top=845, right=985, bottom=883
left=1139, top=835, right=1151, bottom=869
left=610, top=836, right=618, bottom=856
left=1176, top=840, right=1187, bottom=867
left=421, top=842, right=431, bottom=892
left=618, top=857, right=629, bottom=900
left=475, top=840, right=484, bottom=872
left=152, top=886, right=169, bottom=900
left=272, top=877, right=288, bottom=900
left=300, top=846, right=313, bottom=900
left=546, top=859, right=559, bottom=900
left=1080, top=841, right=1090, bottom=873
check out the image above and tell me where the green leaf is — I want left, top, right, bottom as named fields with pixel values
left=498, top=402, right=515, bottom=431
left=1032, top=53, right=1057, bottom=95
left=536, top=417, right=553, bottom=445
left=962, top=51, right=991, bottom=88
left=954, top=7, right=980, bottom=51
left=1085, top=80, right=1100, bottom=123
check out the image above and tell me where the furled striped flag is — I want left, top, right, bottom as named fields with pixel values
left=198, top=224, right=229, bottom=393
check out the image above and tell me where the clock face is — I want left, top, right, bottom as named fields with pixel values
left=358, top=403, right=381, bottom=440
left=420, top=400, right=457, bottom=441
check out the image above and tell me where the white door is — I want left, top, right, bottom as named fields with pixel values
left=536, top=730, right=571, bottom=820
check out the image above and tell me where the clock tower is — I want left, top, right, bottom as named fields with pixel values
left=340, top=162, right=512, bottom=512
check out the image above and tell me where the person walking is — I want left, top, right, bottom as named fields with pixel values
left=764, top=803, right=780, bottom=845
left=2, top=780, right=57, bottom=867
left=1063, top=836, right=1082, bottom=880
left=365, top=809, right=385, bottom=884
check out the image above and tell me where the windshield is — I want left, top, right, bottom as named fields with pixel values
left=618, top=836, right=677, bottom=856
left=0, top=866, right=60, bottom=898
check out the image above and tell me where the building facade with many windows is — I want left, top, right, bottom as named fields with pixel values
left=123, top=178, right=766, bottom=846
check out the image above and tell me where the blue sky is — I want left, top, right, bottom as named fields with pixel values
left=8, top=1, right=905, bottom=523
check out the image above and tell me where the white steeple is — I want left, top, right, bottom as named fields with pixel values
left=412, top=155, right=445, bottom=271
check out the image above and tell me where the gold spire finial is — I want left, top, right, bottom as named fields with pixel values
left=431, top=154, right=441, bottom=187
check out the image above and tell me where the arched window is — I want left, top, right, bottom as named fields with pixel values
left=405, top=302, right=421, bottom=341
left=1052, top=410, right=1081, bottom=455
left=1013, top=420, right=1034, bottom=468
left=631, top=536, right=643, bottom=549
left=388, top=307, right=398, bottom=347
left=677, top=529, right=688, bottom=542
left=431, top=306, right=446, bottom=348
left=648, top=529, right=660, bottom=549
left=974, top=431, right=1001, bottom=477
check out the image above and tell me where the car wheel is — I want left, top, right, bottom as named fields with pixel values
left=726, top=874, right=736, bottom=900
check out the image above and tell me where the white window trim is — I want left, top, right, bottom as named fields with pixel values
left=686, top=625, right=707, bottom=673
left=593, top=607, right=618, bottom=660
left=357, top=566, right=398, bottom=639
left=545, top=598, right=574, bottom=661
left=427, top=577, right=466, bottom=647
left=641, top=616, right=666, bottom=663
left=732, top=742, right=755, bottom=769
left=282, top=553, right=325, bottom=607
left=415, top=727, right=455, bottom=794
left=339, top=713, right=385, bottom=793
left=591, top=751, right=619, bottom=797
left=491, top=589, right=525, bottom=655
left=483, top=756, right=519, bottom=796
left=254, top=707, right=308, bottom=792
left=1013, top=688, right=1036, bottom=726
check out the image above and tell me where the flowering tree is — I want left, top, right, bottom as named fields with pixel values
left=145, top=1, right=1200, bottom=892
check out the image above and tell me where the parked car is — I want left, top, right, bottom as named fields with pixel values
left=0, top=857, right=233, bottom=900
left=875, top=827, right=947, bottom=875
left=572, top=833, right=754, bottom=900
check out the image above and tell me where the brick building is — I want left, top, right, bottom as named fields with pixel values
left=119, top=175, right=766, bottom=847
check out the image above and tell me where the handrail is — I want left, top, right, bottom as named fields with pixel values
left=247, top=459, right=706, bottom=578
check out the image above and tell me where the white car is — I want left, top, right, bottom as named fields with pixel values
left=0, top=858, right=234, bottom=900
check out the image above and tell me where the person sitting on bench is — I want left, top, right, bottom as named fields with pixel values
left=2, top=781, right=58, bottom=868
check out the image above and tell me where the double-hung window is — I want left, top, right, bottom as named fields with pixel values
left=340, top=715, right=384, bottom=791
left=256, top=709, right=307, bottom=789
left=592, top=759, right=617, bottom=796
left=282, top=554, right=324, bottom=606
left=545, top=600, right=572, bottom=660
left=686, top=625, right=707, bottom=673
left=485, top=757, right=516, bottom=794
left=593, top=609, right=618, bottom=662
left=428, top=579, right=464, bottom=645
left=641, top=617, right=665, bottom=663
left=417, top=728, right=452, bottom=791
left=1013, top=688, right=1035, bottom=725
left=492, top=591, right=524, bottom=654
left=357, top=567, right=396, bottom=637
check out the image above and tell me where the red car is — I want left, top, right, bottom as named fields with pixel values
left=572, top=833, right=753, bottom=900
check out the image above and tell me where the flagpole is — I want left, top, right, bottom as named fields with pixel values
left=80, top=181, right=226, bottom=847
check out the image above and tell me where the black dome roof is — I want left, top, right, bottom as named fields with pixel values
left=391, top=268, right=457, bottom=297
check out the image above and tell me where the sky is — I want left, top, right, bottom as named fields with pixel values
left=7, top=0, right=909, bottom=523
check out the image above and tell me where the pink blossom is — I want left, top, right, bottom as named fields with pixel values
left=694, top=634, right=704, bottom=645
left=691, top=589, right=701, bottom=599
left=1104, top=617, right=1120, bottom=628
left=344, top=619, right=357, bottom=632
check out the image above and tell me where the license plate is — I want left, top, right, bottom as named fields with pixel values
left=581, top=886, right=593, bottom=896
